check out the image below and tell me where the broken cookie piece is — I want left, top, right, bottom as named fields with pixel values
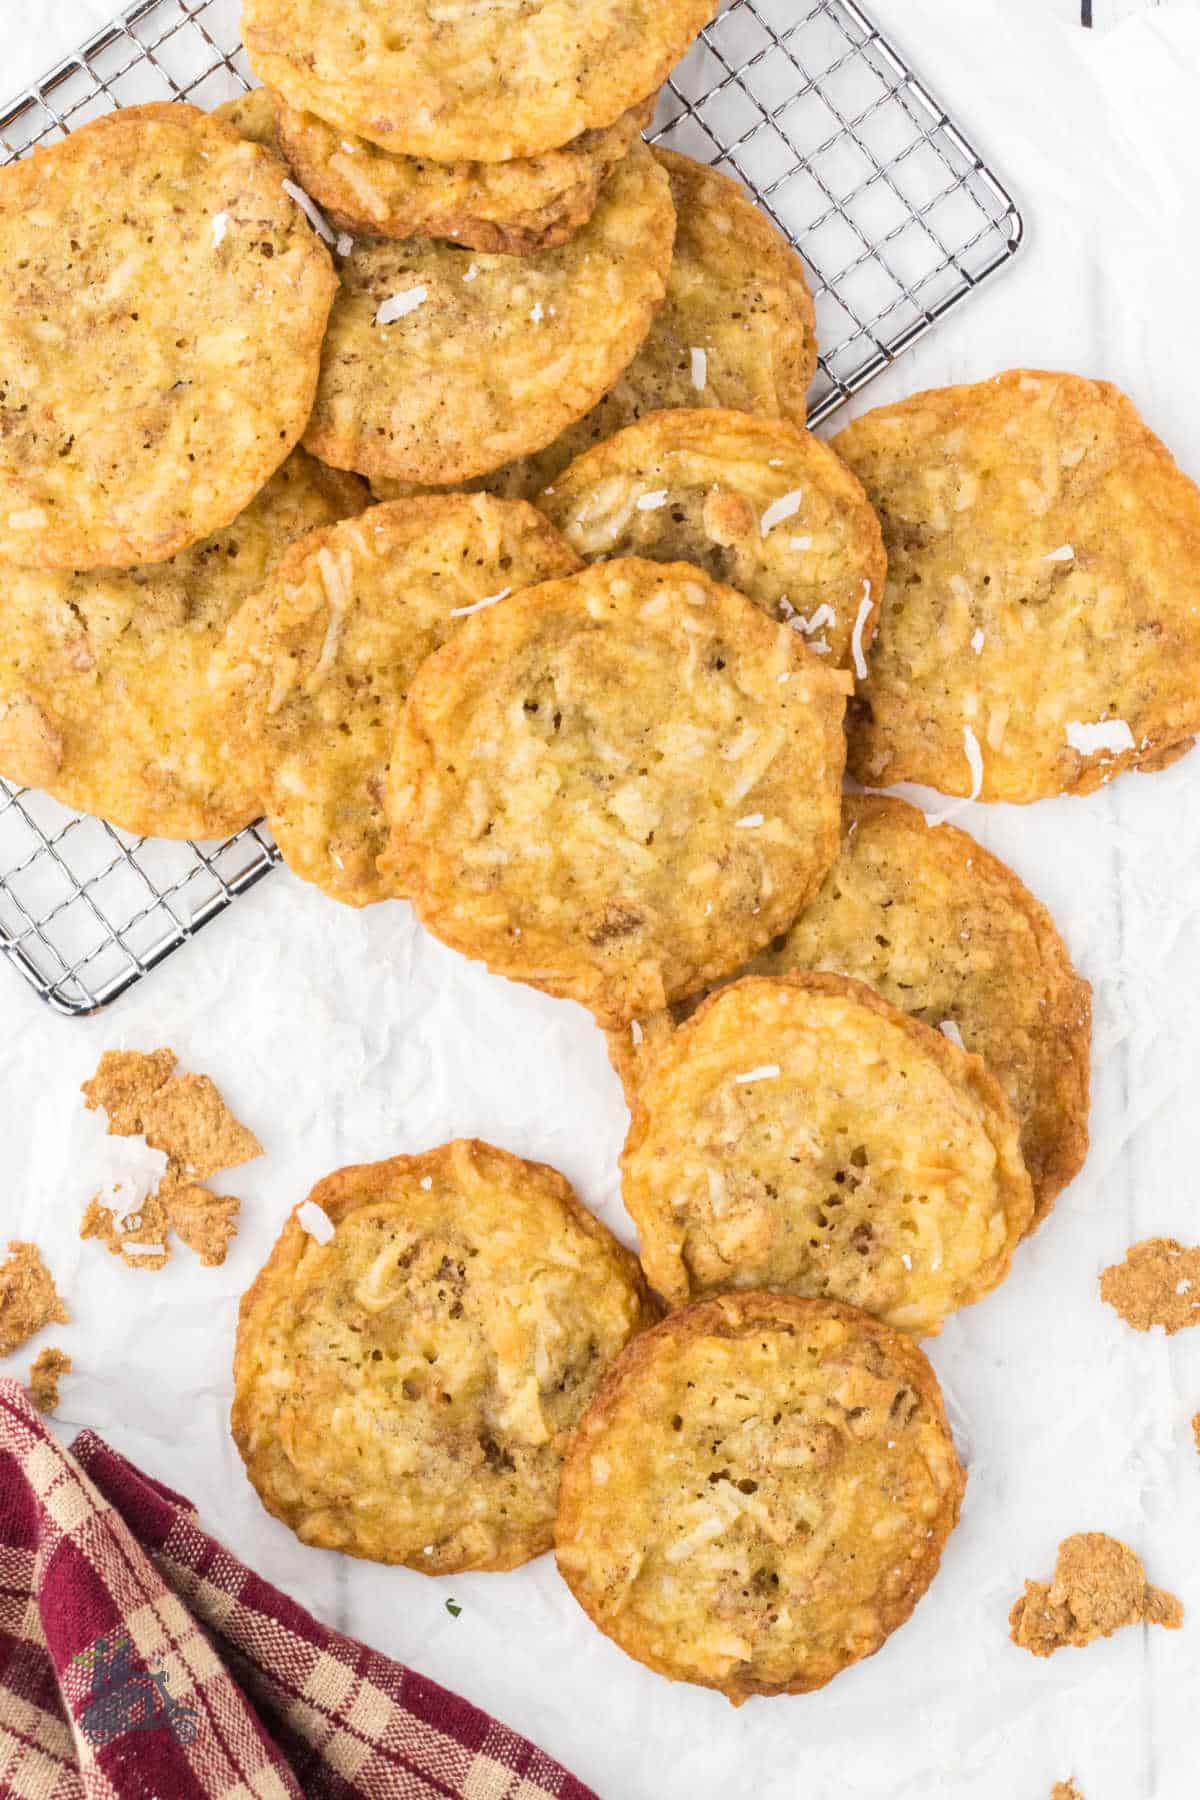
left=1051, top=1784, right=1083, bottom=1800
left=0, top=1241, right=69, bottom=1355
left=80, top=1189, right=171, bottom=1271
left=28, top=1347, right=71, bottom=1414
left=162, top=1183, right=240, bottom=1268
left=80, top=1047, right=258, bottom=1269
left=1099, top=1238, right=1200, bottom=1334
left=1010, top=1532, right=1182, bottom=1657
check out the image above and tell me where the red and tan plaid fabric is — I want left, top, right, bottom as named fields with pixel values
left=0, top=1380, right=598, bottom=1800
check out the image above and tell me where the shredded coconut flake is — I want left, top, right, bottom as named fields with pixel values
left=924, top=725, right=983, bottom=827
left=631, top=1020, right=644, bottom=1045
left=971, top=628, right=985, bottom=654
left=450, top=586, right=511, bottom=618
left=462, top=263, right=479, bottom=283
left=790, top=535, right=813, bottom=550
left=376, top=285, right=428, bottom=324
left=736, top=1064, right=781, bottom=1084
left=530, top=301, right=544, bottom=323
left=420, top=1176, right=433, bottom=1190
left=760, top=490, right=803, bottom=536
left=850, top=581, right=872, bottom=680
left=734, top=813, right=764, bottom=829
left=1043, top=544, right=1075, bottom=563
left=940, top=1019, right=965, bottom=1050
left=123, top=1243, right=167, bottom=1258
left=636, top=490, right=669, bottom=511
left=335, top=231, right=355, bottom=257
left=796, top=603, right=836, bottom=636
left=297, top=1201, right=335, bottom=1245
left=1066, top=718, right=1136, bottom=756
left=282, top=179, right=335, bottom=245
left=690, top=346, right=707, bottom=391
left=211, top=211, right=229, bottom=247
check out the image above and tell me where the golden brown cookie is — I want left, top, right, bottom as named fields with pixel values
left=217, top=496, right=580, bottom=905
left=275, top=91, right=655, bottom=254
left=538, top=408, right=884, bottom=671
left=622, top=972, right=1034, bottom=1332
left=0, top=451, right=365, bottom=839
left=232, top=1139, right=657, bottom=1571
left=0, top=103, right=336, bottom=570
left=242, top=0, right=715, bottom=163
left=212, top=87, right=282, bottom=152
left=834, top=370, right=1200, bottom=800
left=303, top=141, right=674, bottom=486
left=555, top=1292, right=965, bottom=1702
left=1099, top=1238, right=1200, bottom=1334
left=609, top=794, right=1090, bottom=1225
left=382, top=558, right=850, bottom=1026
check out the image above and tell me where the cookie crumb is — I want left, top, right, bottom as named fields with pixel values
left=1010, top=1532, right=1182, bottom=1657
left=80, top=1190, right=171, bottom=1271
left=1099, top=1237, right=1200, bottom=1333
left=81, top=1048, right=258, bottom=1267
left=28, top=1347, right=71, bottom=1414
left=1192, top=1412, right=1200, bottom=1458
left=1051, top=1783, right=1083, bottom=1800
left=162, top=1183, right=239, bottom=1268
left=0, top=1242, right=69, bottom=1355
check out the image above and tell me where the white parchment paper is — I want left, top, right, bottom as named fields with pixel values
left=5, top=3, right=1200, bottom=1795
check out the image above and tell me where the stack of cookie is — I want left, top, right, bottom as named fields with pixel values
left=3, top=0, right=1200, bottom=1714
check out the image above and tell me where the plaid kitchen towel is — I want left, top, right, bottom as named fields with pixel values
left=0, top=1381, right=598, bottom=1800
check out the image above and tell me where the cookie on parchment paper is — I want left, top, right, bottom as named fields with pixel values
left=304, top=141, right=675, bottom=486
left=381, top=558, right=850, bottom=1026
left=555, top=1292, right=965, bottom=1702
left=621, top=972, right=1034, bottom=1333
left=834, top=370, right=1200, bottom=800
left=275, top=92, right=656, bottom=255
left=608, top=794, right=1091, bottom=1226
left=538, top=407, right=884, bottom=673
left=242, top=0, right=715, bottom=163
left=233, top=1139, right=657, bottom=1572
left=0, top=103, right=336, bottom=571
left=217, top=495, right=580, bottom=906
left=0, top=451, right=365, bottom=840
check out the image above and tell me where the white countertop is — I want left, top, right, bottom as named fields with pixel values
left=5, top=3, right=1200, bottom=1797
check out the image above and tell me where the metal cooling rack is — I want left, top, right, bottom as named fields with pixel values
left=0, top=0, right=1022, bottom=1016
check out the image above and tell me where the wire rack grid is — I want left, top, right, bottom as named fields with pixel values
left=0, top=0, right=1022, bottom=1017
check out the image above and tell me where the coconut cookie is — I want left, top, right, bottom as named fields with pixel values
left=212, top=88, right=283, bottom=152
left=303, top=141, right=674, bottom=486
left=610, top=795, right=1090, bottom=1225
left=834, top=370, right=1200, bottom=800
left=539, top=409, right=884, bottom=671
left=242, top=0, right=715, bottom=163
left=218, top=496, right=580, bottom=905
left=622, top=973, right=1034, bottom=1332
left=0, top=103, right=336, bottom=571
left=232, top=1139, right=656, bottom=1572
left=0, top=452, right=365, bottom=839
left=555, top=1292, right=965, bottom=1702
left=382, top=558, right=850, bottom=1026
left=441, top=149, right=818, bottom=503
left=275, top=92, right=655, bottom=254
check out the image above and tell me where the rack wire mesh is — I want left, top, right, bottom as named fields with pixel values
left=0, top=0, right=1022, bottom=1016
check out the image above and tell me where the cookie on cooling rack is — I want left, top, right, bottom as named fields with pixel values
left=0, top=452, right=365, bottom=839
left=609, top=794, right=1090, bottom=1225
left=0, top=103, right=336, bottom=570
left=241, top=0, right=715, bottom=163
left=621, top=972, right=1033, bottom=1332
left=273, top=92, right=656, bottom=255
left=538, top=408, right=884, bottom=673
left=397, top=147, right=817, bottom=504
left=555, top=1292, right=965, bottom=1702
left=217, top=495, right=580, bottom=906
left=303, top=141, right=674, bottom=486
left=232, top=1138, right=657, bottom=1572
left=381, top=558, right=850, bottom=1026
left=834, top=370, right=1200, bottom=800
